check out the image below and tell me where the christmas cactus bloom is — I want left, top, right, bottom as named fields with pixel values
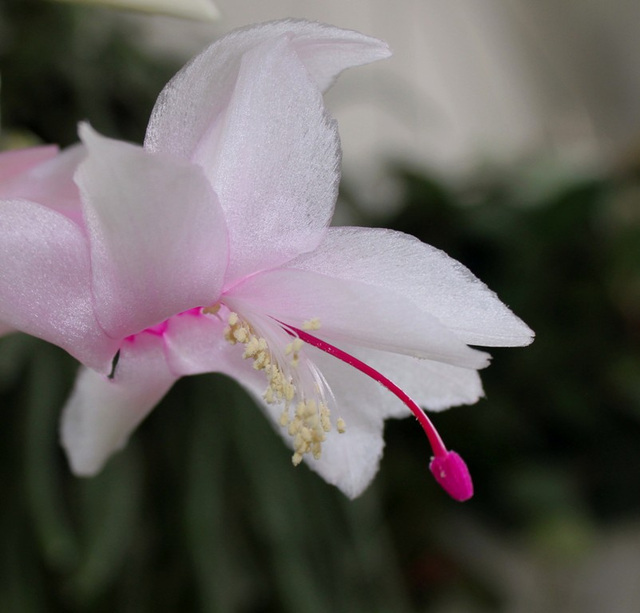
left=0, top=21, right=533, bottom=500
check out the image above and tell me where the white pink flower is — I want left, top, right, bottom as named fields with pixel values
left=0, top=21, right=533, bottom=499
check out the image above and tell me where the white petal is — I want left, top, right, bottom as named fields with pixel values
left=288, top=227, right=534, bottom=347
left=0, top=198, right=119, bottom=371
left=60, top=332, right=176, bottom=476
left=226, top=268, right=489, bottom=369
left=77, top=124, right=228, bottom=338
left=196, top=35, right=340, bottom=281
left=336, top=342, right=484, bottom=413
left=145, top=19, right=390, bottom=159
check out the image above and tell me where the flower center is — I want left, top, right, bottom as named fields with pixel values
left=219, top=309, right=473, bottom=502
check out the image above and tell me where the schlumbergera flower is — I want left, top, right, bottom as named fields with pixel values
left=0, top=20, right=533, bottom=500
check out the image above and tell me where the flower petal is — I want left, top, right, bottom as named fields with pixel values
left=1, top=144, right=86, bottom=225
left=200, top=35, right=341, bottom=281
left=144, top=19, right=390, bottom=159
left=76, top=124, right=228, bottom=338
left=0, top=145, right=58, bottom=185
left=226, top=268, right=489, bottom=369
left=162, top=309, right=230, bottom=376
left=333, top=342, right=484, bottom=413
left=288, top=227, right=534, bottom=347
left=0, top=198, right=119, bottom=370
left=145, top=21, right=390, bottom=281
left=60, top=332, right=176, bottom=476
left=301, top=345, right=404, bottom=498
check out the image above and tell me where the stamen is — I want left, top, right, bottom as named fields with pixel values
left=281, top=323, right=474, bottom=502
left=223, top=311, right=342, bottom=466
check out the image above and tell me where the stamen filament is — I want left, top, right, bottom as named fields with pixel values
left=281, top=323, right=473, bottom=501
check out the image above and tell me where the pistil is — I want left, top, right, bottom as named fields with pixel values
left=281, top=323, right=474, bottom=502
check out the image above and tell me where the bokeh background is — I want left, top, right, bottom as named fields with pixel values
left=1, top=1, right=640, bottom=611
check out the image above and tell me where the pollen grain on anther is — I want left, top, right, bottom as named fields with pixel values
left=223, top=312, right=342, bottom=465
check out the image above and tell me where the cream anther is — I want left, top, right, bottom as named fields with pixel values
left=302, top=318, right=321, bottom=331
left=223, top=312, right=342, bottom=466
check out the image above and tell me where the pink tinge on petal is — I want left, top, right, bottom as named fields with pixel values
left=77, top=125, right=228, bottom=339
left=429, top=451, right=474, bottom=502
left=0, top=145, right=58, bottom=185
left=0, top=144, right=86, bottom=226
left=0, top=198, right=119, bottom=372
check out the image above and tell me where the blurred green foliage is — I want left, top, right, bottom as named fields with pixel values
left=1, top=1, right=640, bottom=611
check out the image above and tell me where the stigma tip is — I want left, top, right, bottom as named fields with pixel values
left=429, top=451, right=474, bottom=502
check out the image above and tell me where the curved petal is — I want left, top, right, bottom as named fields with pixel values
left=0, top=145, right=58, bottom=185
left=335, top=342, right=484, bottom=413
left=77, top=125, right=228, bottom=338
left=0, top=198, right=119, bottom=371
left=1, top=144, right=86, bottom=225
left=144, top=19, right=390, bottom=159
left=225, top=268, right=489, bottom=369
left=288, top=227, right=534, bottom=347
left=188, top=35, right=341, bottom=282
left=60, top=332, right=176, bottom=476
left=162, top=309, right=231, bottom=376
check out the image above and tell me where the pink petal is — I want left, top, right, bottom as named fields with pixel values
left=0, top=199, right=119, bottom=371
left=226, top=268, right=489, bottom=369
left=162, top=309, right=231, bottom=376
left=1, top=145, right=86, bottom=225
left=289, top=227, right=534, bottom=347
left=60, top=332, right=176, bottom=476
left=77, top=125, right=228, bottom=339
left=0, top=145, right=58, bottom=184
left=144, top=19, right=390, bottom=160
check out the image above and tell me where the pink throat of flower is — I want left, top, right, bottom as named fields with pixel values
left=281, top=324, right=474, bottom=502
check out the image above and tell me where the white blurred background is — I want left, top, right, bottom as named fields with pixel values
left=133, top=0, right=640, bottom=206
